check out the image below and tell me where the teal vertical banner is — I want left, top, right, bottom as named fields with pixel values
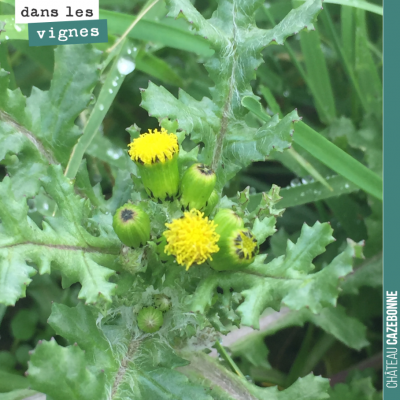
left=384, top=1, right=400, bottom=398
left=28, top=19, right=108, bottom=46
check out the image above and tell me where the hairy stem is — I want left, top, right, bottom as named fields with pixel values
left=111, top=340, right=140, bottom=398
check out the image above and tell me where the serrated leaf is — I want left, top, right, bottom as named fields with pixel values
left=252, top=217, right=276, bottom=245
left=0, top=45, right=101, bottom=197
left=328, top=377, right=381, bottom=400
left=142, top=0, right=322, bottom=188
left=27, top=340, right=107, bottom=400
left=48, top=303, right=116, bottom=371
left=0, top=165, right=121, bottom=306
left=192, top=223, right=362, bottom=328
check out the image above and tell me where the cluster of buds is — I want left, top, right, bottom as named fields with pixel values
left=112, top=128, right=258, bottom=272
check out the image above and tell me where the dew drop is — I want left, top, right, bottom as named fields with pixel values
left=5, top=36, right=9, bottom=40
left=107, top=149, right=123, bottom=160
left=117, top=57, right=136, bottom=75
left=127, top=49, right=132, bottom=54
left=43, top=203, right=49, bottom=211
left=344, top=183, right=350, bottom=189
left=290, top=178, right=301, bottom=187
left=109, top=89, right=113, bottom=94
left=112, top=81, right=118, bottom=87
left=14, top=25, right=22, bottom=32
left=99, top=104, right=104, bottom=111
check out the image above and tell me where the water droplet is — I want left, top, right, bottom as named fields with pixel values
left=283, top=90, right=290, bottom=98
left=5, top=36, right=9, bottom=40
left=290, top=178, right=301, bottom=187
left=112, top=81, right=118, bottom=87
left=109, top=89, right=113, bottom=94
left=107, top=149, right=123, bottom=160
left=14, top=25, right=22, bottom=32
left=117, top=57, right=136, bottom=75
left=127, top=49, right=132, bottom=54
left=99, top=104, right=104, bottom=111
left=43, top=203, right=49, bottom=211
left=344, top=183, right=350, bottom=189
left=133, top=47, right=137, bottom=52
left=300, top=192, right=305, bottom=197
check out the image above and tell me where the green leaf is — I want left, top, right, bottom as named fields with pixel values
left=10, top=309, right=38, bottom=340
left=27, top=340, right=107, bottom=400
left=341, top=255, right=382, bottom=295
left=192, top=223, right=362, bottom=328
left=242, top=96, right=383, bottom=201
left=0, top=389, right=39, bottom=400
left=48, top=302, right=116, bottom=370
left=328, top=377, right=382, bottom=400
left=178, top=351, right=330, bottom=400
left=0, top=165, right=121, bottom=306
left=141, top=0, right=322, bottom=188
left=0, top=45, right=102, bottom=197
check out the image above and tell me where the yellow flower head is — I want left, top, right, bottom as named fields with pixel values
left=163, top=209, right=220, bottom=270
left=233, top=230, right=258, bottom=260
left=128, top=128, right=179, bottom=165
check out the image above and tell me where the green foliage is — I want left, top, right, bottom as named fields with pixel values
left=0, top=0, right=382, bottom=398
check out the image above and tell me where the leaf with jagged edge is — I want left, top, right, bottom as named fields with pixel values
left=328, top=377, right=382, bottom=400
left=33, top=302, right=213, bottom=400
left=0, top=45, right=101, bottom=198
left=142, top=0, right=322, bottom=188
left=191, top=223, right=363, bottom=329
left=0, top=165, right=121, bottom=306
left=27, top=340, right=107, bottom=400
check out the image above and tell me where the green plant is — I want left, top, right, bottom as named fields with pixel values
left=0, top=0, right=382, bottom=399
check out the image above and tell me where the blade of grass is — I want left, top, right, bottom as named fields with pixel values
left=322, top=0, right=382, bottom=15
left=0, top=10, right=213, bottom=57
left=64, top=39, right=134, bottom=179
left=299, top=28, right=337, bottom=124
left=354, top=9, right=382, bottom=119
left=259, top=85, right=332, bottom=190
left=214, top=340, right=246, bottom=379
left=249, top=175, right=359, bottom=210
left=242, top=96, right=383, bottom=200
left=318, top=5, right=370, bottom=114
left=107, top=0, right=159, bottom=54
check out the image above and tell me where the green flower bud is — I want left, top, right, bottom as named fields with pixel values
left=213, top=208, right=244, bottom=237
left=203, top=190, right=219, bottom=216
left=137, top=306, right=163, bottom=333
left=113, top=203, right=150, bottom=248
left=180, top=164, right=216, bottom=210
left=209, top=228, right=259, bottom=272
left=154, top=294, right=172, bottom=312
left=128, top=128, right=179, bottom=202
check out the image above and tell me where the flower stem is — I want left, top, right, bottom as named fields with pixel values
left=214, top=340, right=246, bottom=379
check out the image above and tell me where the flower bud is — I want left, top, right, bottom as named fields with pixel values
left=203, top=190, right=219, bottom=216
left=213, top=209, right=244, bottom=237
left=180, top=164, right=216, bottom=210
left=154, top=294, right=172, bottom=312
left=128, top=128, right=179, bottom=201
left=137, top=306, right=163, bottom=333
left=209, top=228, right=259, bottom=272
left=113, top=203, right=150, bottom=248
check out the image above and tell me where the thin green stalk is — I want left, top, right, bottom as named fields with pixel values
left=64, top=40, right=133, bottom=179
left=286, top=324, right=315, bottom=386
left=300, top=333, right=336, bottom=377
left=214, top=340, right=246, bottom=379
left=107, top=0, right=160, bottom=54
left=263, top=6, right=333, bottom=124
left=319, top=5, right=368, bottom=113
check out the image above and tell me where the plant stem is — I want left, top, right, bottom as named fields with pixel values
left=107, top=0, right=160, bottom=54
left=214, top=340, right=246, bottom=379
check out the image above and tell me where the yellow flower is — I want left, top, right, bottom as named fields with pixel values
left=127, top=128, right=180, bottom=201
left=128, top=128, right=179, bottom=165
left=163, top=209, right=220, bottom=270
